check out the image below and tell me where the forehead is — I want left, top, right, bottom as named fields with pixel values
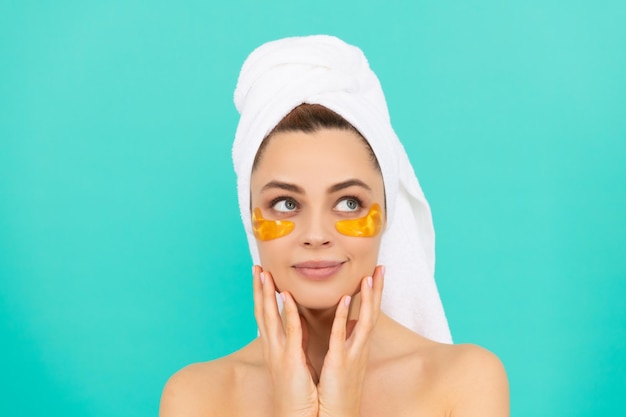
left=251, top=129, right=382, bottom=188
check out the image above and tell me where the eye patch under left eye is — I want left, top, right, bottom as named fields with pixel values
left=335, top=203, right=383, bottom=237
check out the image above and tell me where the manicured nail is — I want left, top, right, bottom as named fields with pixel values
left=280, top=292, right=286, bottom=303
left=344, top=295, right=352, bottom=306
left=367, top=276, right=373, bottom=288
left=260, top=272, right=265, bottom=285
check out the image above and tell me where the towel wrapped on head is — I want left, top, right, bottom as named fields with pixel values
left=233, top=35, right=452, bottom=344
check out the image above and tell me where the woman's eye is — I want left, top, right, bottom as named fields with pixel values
left=335, top=198, right=361, bottom=212
left=272, top=199, right=298, bottom=212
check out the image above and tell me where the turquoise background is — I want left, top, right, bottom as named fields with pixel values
left=1, top=1, right=624, bottom=416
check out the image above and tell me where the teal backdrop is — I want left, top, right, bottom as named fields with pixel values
left=1, top=1, right=624, bottom=416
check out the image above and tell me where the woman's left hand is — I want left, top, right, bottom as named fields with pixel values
left=316, top=265, right=385, bottom=417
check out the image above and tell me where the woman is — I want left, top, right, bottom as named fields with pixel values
left=160, top=35, right=509, bottom=417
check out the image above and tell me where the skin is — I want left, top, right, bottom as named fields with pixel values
left=159, top=129, right=510, bottom=417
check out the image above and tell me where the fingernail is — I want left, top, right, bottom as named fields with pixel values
left=280, top=292, right=286, bottom=303
left=260, top=272, right=265, bottom=285
left=344, top=295, right=351, bottom=306
left=381, top=265, right=386, bottom=276
left=367, top=276, right=373, bottom=288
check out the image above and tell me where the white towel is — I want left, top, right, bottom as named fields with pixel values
left=232, top=35, right=452, bottom=344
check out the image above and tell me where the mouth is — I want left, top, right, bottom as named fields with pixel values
left=292, top=260, right=346, bottom=281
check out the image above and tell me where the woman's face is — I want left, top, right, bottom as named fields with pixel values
left=250, top=128, right=385, bottom=310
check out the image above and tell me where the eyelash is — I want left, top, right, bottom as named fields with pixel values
left=269, top=196, right=299, bottom=213
left=335, top=195, right=364, bottom=211
left=267, top=195, right=366, bottom=214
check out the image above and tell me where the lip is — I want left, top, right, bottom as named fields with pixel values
left=292, top=260, right=346, bottom=281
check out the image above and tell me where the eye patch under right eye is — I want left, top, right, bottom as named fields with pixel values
left=252, top=208, right=295, bottom=241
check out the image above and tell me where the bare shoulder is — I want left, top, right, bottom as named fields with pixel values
left=369, top=317, right=508, bottom=416
left=435, top=343, right=510, bottom=417
left=159, top=360, right=224, bottom=417
left=159, top=339, right=264, bottom=417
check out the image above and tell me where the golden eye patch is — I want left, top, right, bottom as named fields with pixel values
left=335, top=203, right=383, bottom=237
left=252, top=208, right=295, bottom=241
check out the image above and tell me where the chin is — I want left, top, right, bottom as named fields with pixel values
left=290, top=292, right=344, bottom=311
left=278, top=278, right=363, bottom=311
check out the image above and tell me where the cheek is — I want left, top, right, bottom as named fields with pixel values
left=256, top=240, right=293, bottom=293
left=256, top=239, right=292, bottom=271
left=256, top=240, right=281, bottom=266
left=346, top=235, right=383, bottom=272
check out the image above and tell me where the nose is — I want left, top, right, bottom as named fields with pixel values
left=299, top=211, right=333, bottom=248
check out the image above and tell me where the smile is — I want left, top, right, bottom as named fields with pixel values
left=292, top=260, right=346, bottom=281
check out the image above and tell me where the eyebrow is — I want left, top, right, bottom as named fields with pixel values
left=261, top=178, right=372, bottom=195
left=261, top=181, right=304, bottom=194
left=327, top=179, right=372, bottom=193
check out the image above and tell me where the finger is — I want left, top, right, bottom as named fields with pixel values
left=281, top=291, right=303, bottom=352
left=345, top=319, right=358, bottom=339
left=252, top=265, right=267, bottom=339
left=363, top=266, right=384, bottom=324
left=372, top=265, right=385, bottom=312
left=261, top=270, right=283, bottom=342
left=351, top=275, right=376, bottom=347
left=300, top=314, right=309, bottom=353
left=299, top=314, right=319, bottom=382
left=363, top=265, right=384, bottom=333
left=328, top=295, right=351, bottom=352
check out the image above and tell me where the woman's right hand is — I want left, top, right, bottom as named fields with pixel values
left=252, top=265, right=319, bottom=417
